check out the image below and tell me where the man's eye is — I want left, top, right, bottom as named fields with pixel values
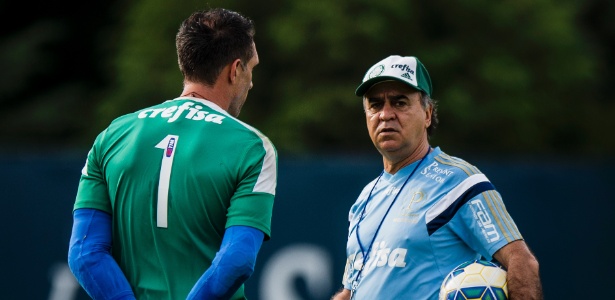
left=399, top=102, right=410, bottom=107
left=365, top=102, right=382, bottom=114
left=370, top=103, right=383, bottom=109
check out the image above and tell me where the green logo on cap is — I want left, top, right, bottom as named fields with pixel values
left=368, top=65, right=385, bottom=79
left=401, top=73, right=413, bottom=80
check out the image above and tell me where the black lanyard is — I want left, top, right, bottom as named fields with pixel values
left=351, top=147, right=430, bottom=298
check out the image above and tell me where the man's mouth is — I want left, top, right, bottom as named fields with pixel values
left=380, top=128, right=396, bottom=133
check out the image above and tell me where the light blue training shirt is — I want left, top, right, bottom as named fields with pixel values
left=342, top=147, right=522, bottom=299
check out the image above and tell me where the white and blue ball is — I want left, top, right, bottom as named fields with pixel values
left=439, top=260, right=508, bottom=300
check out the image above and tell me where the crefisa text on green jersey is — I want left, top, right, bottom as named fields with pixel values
left=137, top=101, right=226, bottom=124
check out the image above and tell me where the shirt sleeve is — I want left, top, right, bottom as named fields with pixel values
left=74, top=132, right=112, bottom=213
left=186, top=225, right=264, bottom=299
left=226, top=139, right=277, bottom=239
left=68, top=208, right=135, bottom=300
left=451, top=188, right=523, bottom=260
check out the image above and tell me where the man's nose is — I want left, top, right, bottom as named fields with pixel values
left=379, top=102, right=396, bottom=120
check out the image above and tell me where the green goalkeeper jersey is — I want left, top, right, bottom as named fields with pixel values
left=74, top=97, right=277, bottom=299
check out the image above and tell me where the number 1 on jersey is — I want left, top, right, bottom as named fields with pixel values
left=155, top=135, right=179, bottom=228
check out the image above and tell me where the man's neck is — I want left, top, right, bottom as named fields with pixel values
left=383, top=142, right=431, bottom=174
left=180, top=81, right=229, bottom=111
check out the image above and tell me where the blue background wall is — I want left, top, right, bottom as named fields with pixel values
left=2, top=152, right=613, bottom=299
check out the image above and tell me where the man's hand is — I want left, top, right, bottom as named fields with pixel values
left=331, top=288, right=351, bottom=300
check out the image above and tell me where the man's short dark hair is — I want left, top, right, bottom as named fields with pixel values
left=176, top=8, right=255, bottom=85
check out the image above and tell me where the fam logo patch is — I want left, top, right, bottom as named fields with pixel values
left=469, top=199, right=500, bottom=243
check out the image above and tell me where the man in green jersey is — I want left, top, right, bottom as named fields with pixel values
left=68, top=8, right=277, bottom=299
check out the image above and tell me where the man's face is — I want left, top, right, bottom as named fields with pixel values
left=228, top=43, right=259, bottom=117
left=363, top=81, right=431, bottom=161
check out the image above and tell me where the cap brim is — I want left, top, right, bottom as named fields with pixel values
left=355, top=76, right=424, bottom=97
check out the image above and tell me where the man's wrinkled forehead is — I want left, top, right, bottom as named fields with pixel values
left=364, top=80, right=421, bottom=98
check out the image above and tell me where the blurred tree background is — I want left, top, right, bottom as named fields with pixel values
left=1, top=0, right=614, bottom=157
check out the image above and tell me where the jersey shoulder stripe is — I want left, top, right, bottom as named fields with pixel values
left=484, top=189, right=522, bottom=242
left=434, top=152, right=481, bottom=176
left=425, top=174, right=495, bottom=235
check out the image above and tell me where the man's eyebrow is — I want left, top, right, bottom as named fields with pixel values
left=366, top=96, right=384, bottom=102
left=391, top=94, right=409, bottom=100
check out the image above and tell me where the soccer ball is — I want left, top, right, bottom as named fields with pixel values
left=439, top=260, right=508, bottom=300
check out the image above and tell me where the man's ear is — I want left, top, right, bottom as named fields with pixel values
left=425, top=104, right=433, bottom=128
left=229, top=59, right=242, bottom=83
